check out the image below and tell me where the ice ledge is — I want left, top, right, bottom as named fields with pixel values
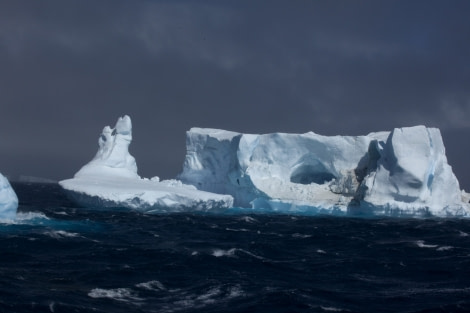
left=59, top=116, right=233, bottom=212
left=60, top=176, right=233, bottom=213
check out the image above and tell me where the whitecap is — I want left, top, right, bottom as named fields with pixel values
left=0, top=212, right=50, bottom=225
left=238, top=249, right=270, bottom=261
left=458, top=231, right=469, bottom=237
left=54, top=211, right=68, bottom=216
left=49, top=301, right=55, bottom=312
left=225, top=227, right=249, bottom=232
left=292, top=233, right=312, bottom=238
left=415, top=240, right=438, bottom=248
left=316, top=249, right=326, bottom=254
left=43, top=230, right=80, bottom=239
left=88, top=288, right=142, bottom=302
left=149, top=231, right=159, bottom=237
left=166, top=284, right=245, bottom=312
left=196, top=287, right=221, bottom=303
left=212, top=248, right=237, bottom=257
left=228, top=285, right=244, bottom=298
left=320, top=306, right=344, bottom=312
left=238, top=216, right=258, bottom=223
left=437, top=246, right=453, bottom=251
left=213, top=248, right=278, bottom=263
left=135, top=280, right=166, bottom=291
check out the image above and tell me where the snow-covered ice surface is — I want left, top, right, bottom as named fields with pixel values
left=0, top=172, right=18, bottom=220
left=59, top=116, right=233, bottom=213
left=179, top=126, right=470, bottom=217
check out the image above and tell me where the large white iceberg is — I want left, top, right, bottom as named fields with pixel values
left=59, top=116, right=233, bottom=213
left=0, top=172, right=18, bottom=220
left=178, top=126, right=470, bottom=217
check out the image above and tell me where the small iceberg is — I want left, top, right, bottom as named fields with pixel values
left=0, top=172, right=18, bottom=220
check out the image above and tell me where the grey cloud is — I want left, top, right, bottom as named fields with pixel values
left=1, top=0, right=470, bottom=189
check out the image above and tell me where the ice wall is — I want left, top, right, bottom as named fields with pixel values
left=0, top=173, right=18, bottom=220
left=179, top=126, right=469, bottom=216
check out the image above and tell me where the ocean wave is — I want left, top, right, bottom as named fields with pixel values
left=43, top=230, right=80, bottom=239
left=88, top=282, right=245, bottom=313
left=292, top=233, right=312, bottom=238
left=415, top=240, right=454, bottom=251
left=225, top=227, right=250, bottom=232
left=436, top=245, right=453, bottom=251
left=211, top=247, right=278, bottom=263
left=379, top=286, right=470, bottom=297
left=212, top=248, right=237, bottom=257
left=162, top=284, right=245, bottom=313
left=320, top=306, right=348, bottom=312
left=0, top=212, right=50, bottom=225
left=415, top=240, right=438, bottom=248
left=237, top=216, right=258, bottom=223
left=136, top=280, right=166, bottom=291
left=88, top=287, right=143, bottom=302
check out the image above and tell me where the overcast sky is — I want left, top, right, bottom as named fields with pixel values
left=1, top=1, right=470, bottom=189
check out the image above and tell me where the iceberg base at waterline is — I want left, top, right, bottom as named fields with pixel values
left=0, top=173, right=18, bottom=220
left=60, top=177, right=233, bottom=213
left=59, top=116, right=233, bottom=213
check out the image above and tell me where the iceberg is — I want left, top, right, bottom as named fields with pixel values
left=0, top=173, right=18, bottom=220
left=59, top=116, right=233, bottom=213
left=178, top=126, right=470, bottom=217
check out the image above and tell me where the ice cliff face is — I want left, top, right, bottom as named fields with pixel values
left=0, top=173, right=18, bottom=220
left=359, top=127, right=464, bottom=215
left=178, top=126, right=469, bottom=216
left=59, top=116, right=233, bottom=212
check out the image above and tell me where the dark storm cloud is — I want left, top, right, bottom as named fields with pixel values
left=1, top=1, right=470, bottom=188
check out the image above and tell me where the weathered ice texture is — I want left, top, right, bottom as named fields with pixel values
left=179, top=126, right=469, bottom=216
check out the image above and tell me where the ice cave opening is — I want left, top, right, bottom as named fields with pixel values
left=290, top=162, right=336, bottom=185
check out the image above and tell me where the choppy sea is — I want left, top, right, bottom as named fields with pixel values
left=1, top=182, right=470, bottom=312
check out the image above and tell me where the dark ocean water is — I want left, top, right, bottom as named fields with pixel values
left=1, top=183, right=470, bottom=313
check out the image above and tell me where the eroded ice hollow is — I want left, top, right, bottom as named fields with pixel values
left=0, top=172, right=18, bottom=220
left=59, top=116, right=233, bottom=213
left=178, top=126, right=470, bottom=217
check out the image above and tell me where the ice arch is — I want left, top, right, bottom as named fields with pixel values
left=290, top=159, right=336, bottom=185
